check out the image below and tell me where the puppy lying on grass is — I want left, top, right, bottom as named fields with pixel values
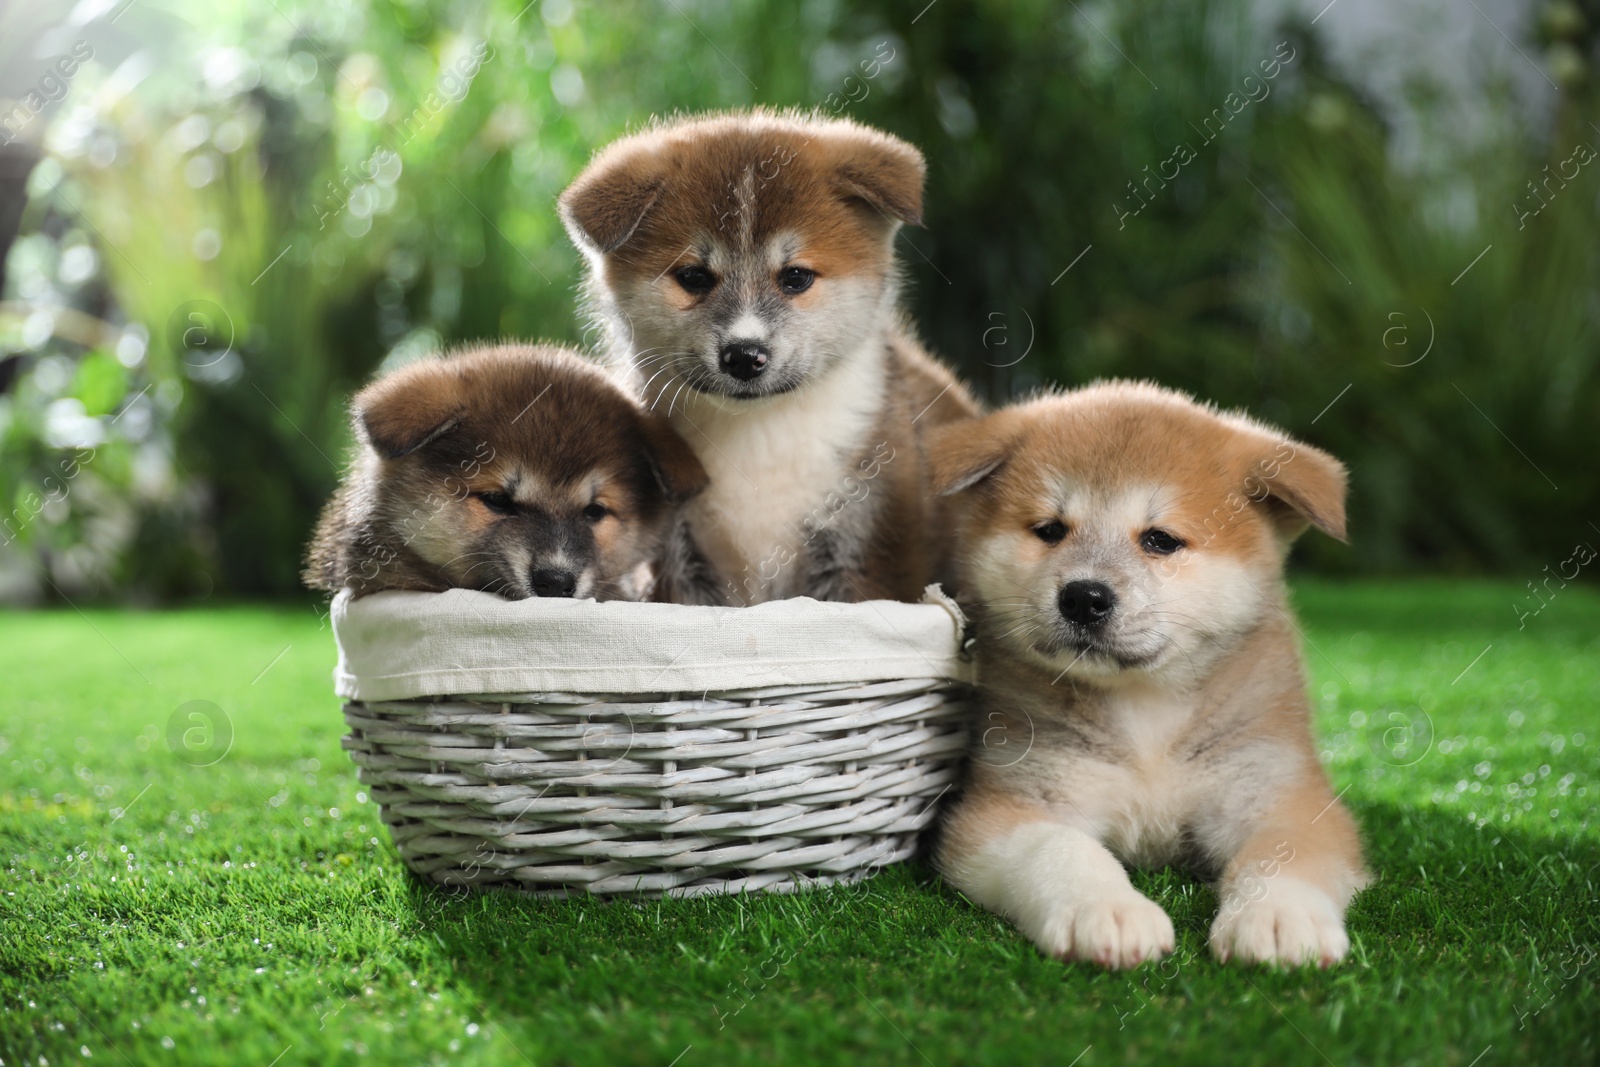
left=930, top=381, right=1368, bottom=968
left=306, top=343, right=707, bottom=601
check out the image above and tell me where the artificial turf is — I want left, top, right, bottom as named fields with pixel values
left=2, top=581, right=1597, bottom=1066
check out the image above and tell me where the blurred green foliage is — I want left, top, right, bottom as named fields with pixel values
left=1, top=0, right=1596, bottom=600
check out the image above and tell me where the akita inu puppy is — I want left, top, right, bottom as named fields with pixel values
left=929, top=381, right=1367, bottom=968
left=559, top=109, right=978, bottom=605
left=306, top=343, right=707, bottom=601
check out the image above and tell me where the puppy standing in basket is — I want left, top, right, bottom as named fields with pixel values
left=306, top=343, right=707, bottom=601
left=559, top=109, right=978, bottom=605
left=929, top=382, right=1368, bottom=968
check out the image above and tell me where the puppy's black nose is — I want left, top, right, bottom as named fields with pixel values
left=718, top=340, right=769, bottom=381
left=1059, top=580, right=1116, bottom=628
left=529, top=568, right=577, bottom=598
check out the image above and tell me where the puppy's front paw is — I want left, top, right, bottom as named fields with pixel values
left=1210, top=878, right=1349, bottom=967
left=1027, top=890, right=1175, bottom=969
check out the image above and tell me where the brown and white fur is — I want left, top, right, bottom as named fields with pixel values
left=558, top=108, right=978, bottom=605
left=305, top=343, right=707, bottom=601
left=930, top=381, right=1368, bottom=969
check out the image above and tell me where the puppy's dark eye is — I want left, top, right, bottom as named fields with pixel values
left=1140, top=528, right=1185, bottom=555
left=778, top=266, right=815, bottom=295
left=1032, top=520, right=1067, bottom=544
left=582, top=503, right=608, bottom=522
left=476, top=491, right=516, bottom=515
left=672, top=265, right=717, bottom=296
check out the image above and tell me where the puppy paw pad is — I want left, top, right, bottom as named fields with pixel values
left=1034, top=892, right=1175, bottom=969
left=1210, top=880, right=1348, bottom=967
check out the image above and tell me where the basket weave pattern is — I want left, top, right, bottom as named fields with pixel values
left=342, top=676, right=968, bottom=897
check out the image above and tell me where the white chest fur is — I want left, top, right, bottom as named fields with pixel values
left=672, top=340, right=887, bottom=601
left=1043, top=686, right=1201, bottom=867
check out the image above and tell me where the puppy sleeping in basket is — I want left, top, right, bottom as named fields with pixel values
left=306, top=342, right=708, bottom=602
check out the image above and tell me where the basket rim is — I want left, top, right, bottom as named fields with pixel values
left=331, top=585, right=972, bottom=702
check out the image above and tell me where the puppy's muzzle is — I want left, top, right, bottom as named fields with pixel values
left=1058, top=580, right=1115, bottom=629
left=529, top=566, right=577, bottom=598
left=718, top=340, right=769, bottom=382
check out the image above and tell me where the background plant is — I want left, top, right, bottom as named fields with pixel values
left=0, top=0, right=1595, bottom=600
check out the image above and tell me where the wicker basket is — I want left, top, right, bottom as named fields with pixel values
left=332, top=587, right=972, bottom=897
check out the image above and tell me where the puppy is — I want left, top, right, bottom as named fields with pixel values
left=558, top=108, right=978, bottom=606
left=929, top=381, right=1368, bottom=968
left=305, top=343, right=708, bottom=601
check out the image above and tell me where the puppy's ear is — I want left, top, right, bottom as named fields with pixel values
left=638, top=414, right=709, bottom=502
left=928, top=412, right=1017, bottom=496
left=354, top=362, right=464, bottom=460
left=1251, top=437, right=1348, bottom=543
left=829, top=126, right=925, bottom=226
left=559, top=144, right=664, bottom=254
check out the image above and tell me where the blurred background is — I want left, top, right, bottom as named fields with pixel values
left=0, top=0, right=1594, bottom=604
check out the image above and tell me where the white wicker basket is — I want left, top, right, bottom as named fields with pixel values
left=332, top=587, right=972, bottom=898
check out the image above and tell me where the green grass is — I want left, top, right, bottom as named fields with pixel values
left=2, top=581, right=1597, bottom=1066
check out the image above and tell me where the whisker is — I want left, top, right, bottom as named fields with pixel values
left=666, top=373, right=696, bottom=418
left=638, top=362, right=687, bottom=400
left=438, top=550, right=494, bottom=570
left=647, top=371, right=687, bottom=412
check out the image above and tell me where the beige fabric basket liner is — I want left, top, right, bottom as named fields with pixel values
left=331, top=586, right=973, bottom=699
